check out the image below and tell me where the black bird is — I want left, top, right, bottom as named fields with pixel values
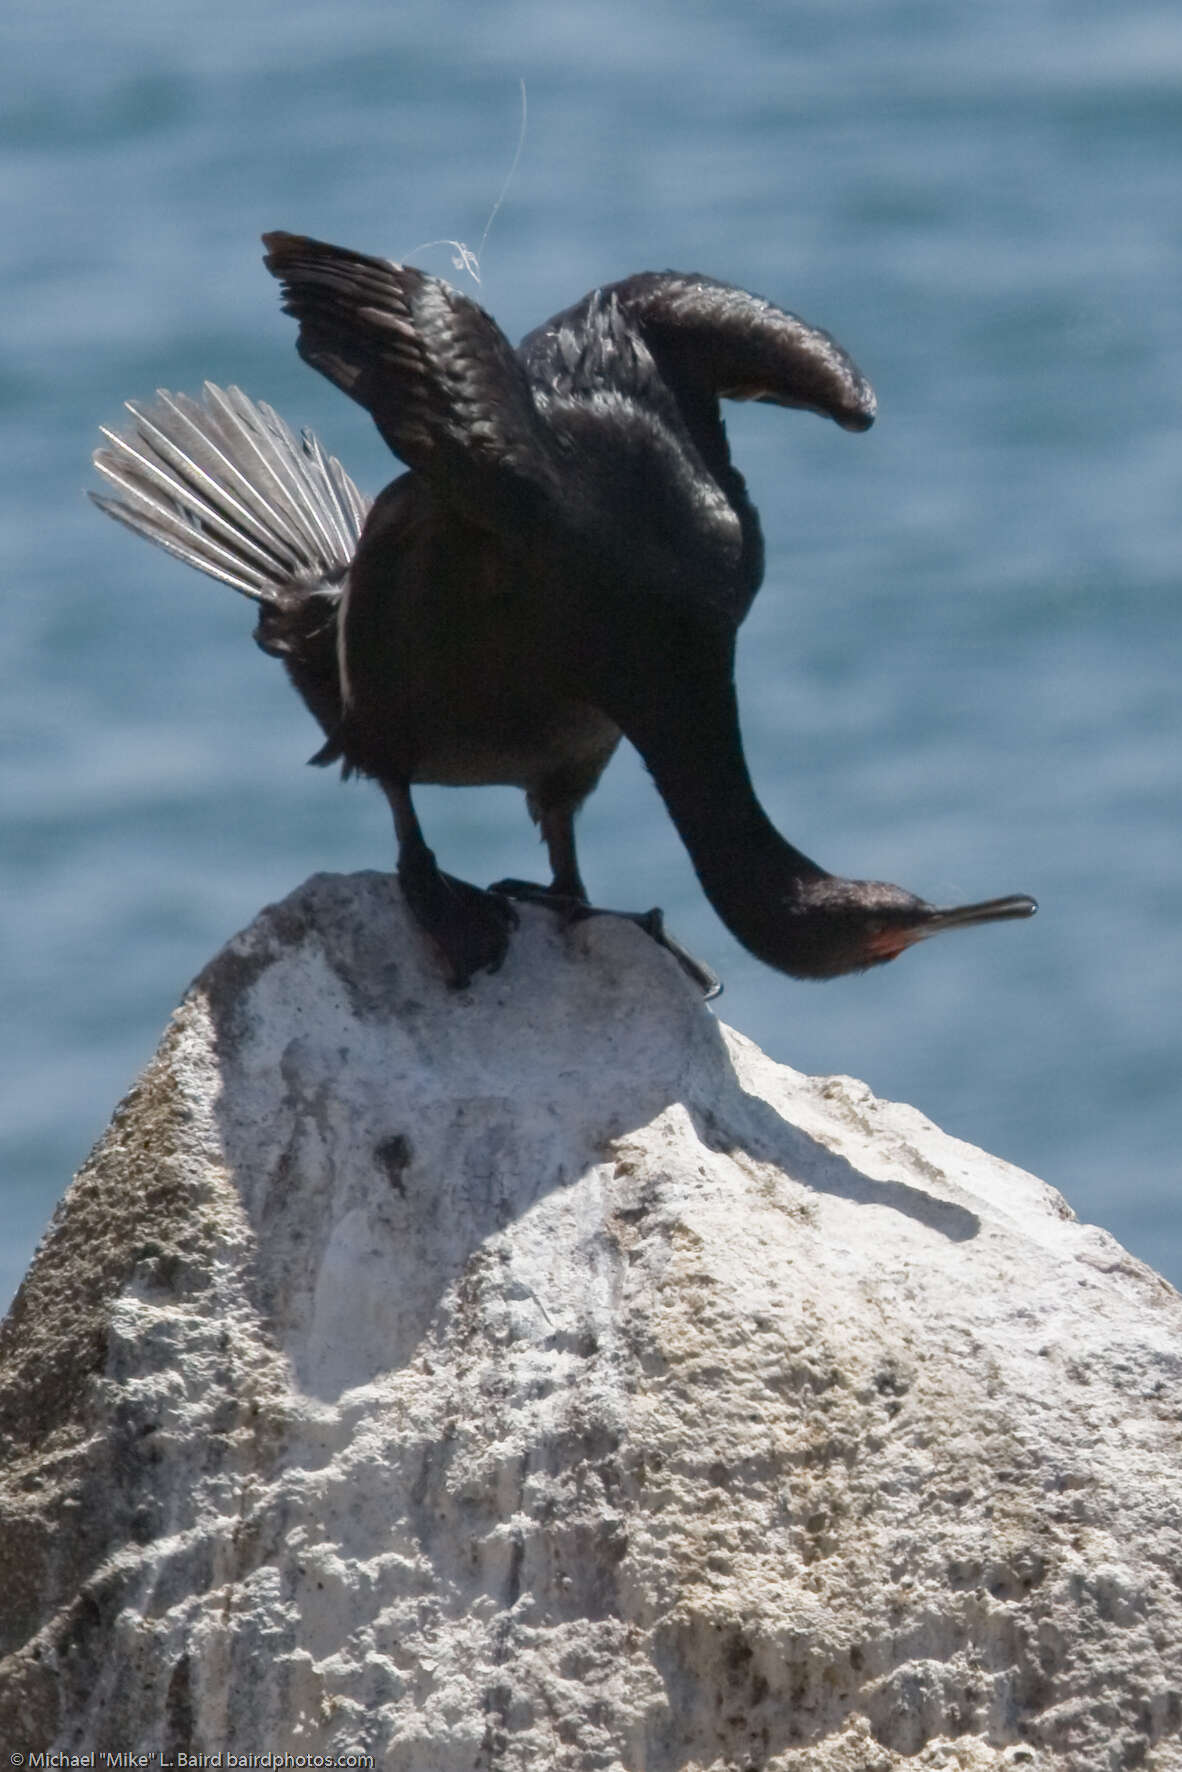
left=91, top=232, right=1035, bottom=989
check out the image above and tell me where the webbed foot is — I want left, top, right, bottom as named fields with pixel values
left=399, top=853, right=518, bottom=988
left=488, top=878, right=588, bottom=923
left=489, top=880, right=721, bottom=1000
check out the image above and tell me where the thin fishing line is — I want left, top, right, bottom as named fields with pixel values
left=407, top=77, right=528, bottom=288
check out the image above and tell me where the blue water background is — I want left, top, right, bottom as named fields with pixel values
left=3, top=0, right=1180, bottom=1305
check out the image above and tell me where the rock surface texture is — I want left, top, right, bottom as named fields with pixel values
left=2, top=872, right=1181, bottom=1771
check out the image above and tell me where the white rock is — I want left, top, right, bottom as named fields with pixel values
left=2, top=871, right=1181, bottom=1771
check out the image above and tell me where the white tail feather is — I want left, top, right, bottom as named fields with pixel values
left=90, top=383, right=371, bottom=603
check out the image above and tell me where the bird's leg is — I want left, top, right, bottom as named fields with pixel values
left=540, top=803, right=589, bottom=903
left=492, top=806, right=722, bottom=1000
left=385, top=780, right=517, bottom=988
left=489, top=804, right=590, bottom=909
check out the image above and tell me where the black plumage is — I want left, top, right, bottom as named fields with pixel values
left=91, top=234, right=1034, bottom=988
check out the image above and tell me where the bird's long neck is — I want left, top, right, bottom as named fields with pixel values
left=562, top=593, right=828, bottom=969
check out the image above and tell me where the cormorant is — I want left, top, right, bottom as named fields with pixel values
left=91, top=232, right=1035, bottom=989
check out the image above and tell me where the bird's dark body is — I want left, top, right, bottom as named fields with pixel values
left=332, top=472, right=621, bottom=815
left=91, top=235, right=1035, bottom=987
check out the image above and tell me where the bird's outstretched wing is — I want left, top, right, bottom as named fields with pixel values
left=262, top=232, right=555, bottom=534
left=523, top=270, right=876, bottom=432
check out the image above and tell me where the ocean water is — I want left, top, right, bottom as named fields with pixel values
left=2, top=0, right=1180, bottom=1307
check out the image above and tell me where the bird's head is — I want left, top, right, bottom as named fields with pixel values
left=779, top=877, right=1038, bottom=980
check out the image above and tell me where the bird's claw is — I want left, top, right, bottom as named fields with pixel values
left=630, top=908, right=723, bottom=1000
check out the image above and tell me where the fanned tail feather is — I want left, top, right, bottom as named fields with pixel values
left=89, top=382, right=370, bottom=601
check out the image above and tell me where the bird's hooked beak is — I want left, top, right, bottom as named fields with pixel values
left=873, top=893, right=1038, bottom=961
